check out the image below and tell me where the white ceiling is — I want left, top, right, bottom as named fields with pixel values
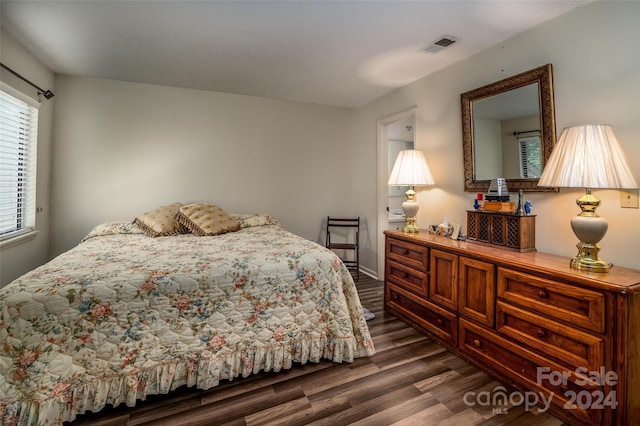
left=0, top=1, right=588, bottom=108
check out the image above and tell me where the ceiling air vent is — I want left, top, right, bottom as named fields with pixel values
left=421, top=36, right=458, bottom=53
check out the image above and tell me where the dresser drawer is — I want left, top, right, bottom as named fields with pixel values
left=386, top=259, right=428, bottom=297
left=386, top=283, right=457, bottom=347
left=496, top=301, right=604, bottom=372
left=459, top=318, right=602, bottom=425
left=386, top=237, right=429, bottom=271
left=497, top=267, right=605, bottom=333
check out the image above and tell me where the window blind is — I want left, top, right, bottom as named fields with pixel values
left=518, top=135, right=542, bottom=179
left=0, top=90, right=38, bottom=238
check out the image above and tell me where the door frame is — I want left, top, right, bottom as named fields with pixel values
left=376, top=107, right=417, bottom=278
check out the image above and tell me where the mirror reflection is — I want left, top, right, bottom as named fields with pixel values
left=473, top=83, right=541, bottom=180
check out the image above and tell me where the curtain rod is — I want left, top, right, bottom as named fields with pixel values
left=0, top=62, right=54, bottom=100
left=513, top=129, right=540, bottom=136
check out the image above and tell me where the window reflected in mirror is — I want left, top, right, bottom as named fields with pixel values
left=517, top=134, right=541, bottom=178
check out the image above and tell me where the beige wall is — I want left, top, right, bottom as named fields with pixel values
left=50, top=76, right=356, bottom=256
left=0, top=29, right=54, bottom=285
left=353, top=0, right=640, bottom=275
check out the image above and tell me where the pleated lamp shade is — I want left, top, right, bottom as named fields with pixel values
left=388, top=149, right=435, bottom=186
left=538, top=124, right=638, bottom=189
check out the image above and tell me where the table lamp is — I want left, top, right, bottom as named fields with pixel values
left=388, top=149, right=435, bottom=234
left=538, top=124, right=638, bottom=272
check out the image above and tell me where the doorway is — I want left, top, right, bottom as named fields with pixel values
left=376, top=107, right=416, bottom=279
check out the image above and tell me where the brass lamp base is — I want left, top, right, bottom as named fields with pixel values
left=402, top=216, right=419, bottom=234
left=569, top=189, right=611, bottom=273
left=570, top=242, right=612, bottom=272
left=401, top=188, right=421, bottom=234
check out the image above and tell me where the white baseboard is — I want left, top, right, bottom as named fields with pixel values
left=359, top=265, right=378, bottom=281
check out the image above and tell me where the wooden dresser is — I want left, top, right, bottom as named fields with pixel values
left=383, top=230, right=640, bottom=425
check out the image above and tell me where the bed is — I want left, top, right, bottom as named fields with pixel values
left=0, top=212, right=375, bottom=426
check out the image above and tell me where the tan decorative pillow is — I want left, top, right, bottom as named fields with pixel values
left=176, top=203, right=240, bottom=236
left=133, top=202, right=185, bottom=237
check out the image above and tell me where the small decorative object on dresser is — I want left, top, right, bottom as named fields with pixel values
left=516, top=189, right=525, bottom=215
left=384, top=230, right=640, bottom=425
left=486, top=177, right=510, bottom=201
left=466, top=210, right=535, bottom=252
left=450, top=223, right=461, bottom=240
left=483, top=178, right=516, bottom=213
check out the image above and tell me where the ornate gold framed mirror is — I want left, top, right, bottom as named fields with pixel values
left=461, top=64, right=557, bottom=192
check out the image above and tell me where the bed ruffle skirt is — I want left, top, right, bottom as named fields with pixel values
left=1, top=334, right=371, bottom=425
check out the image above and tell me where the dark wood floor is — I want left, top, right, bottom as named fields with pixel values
left=69, top=276, right=565, bottom=426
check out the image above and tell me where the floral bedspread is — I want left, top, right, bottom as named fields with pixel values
left=0, top=215, right=374, bottom=425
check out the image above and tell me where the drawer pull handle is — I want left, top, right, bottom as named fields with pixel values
left=537, top=290, right=549, bottom=299
left=473, top=339, right=481, bottom=348
left=402, top=249, right=410, bottom=255
left=403, top=272, right=409, bottom=279
left=536, top=329, right=547, bottom=338
left=436, top=318, right=443, bottom=325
